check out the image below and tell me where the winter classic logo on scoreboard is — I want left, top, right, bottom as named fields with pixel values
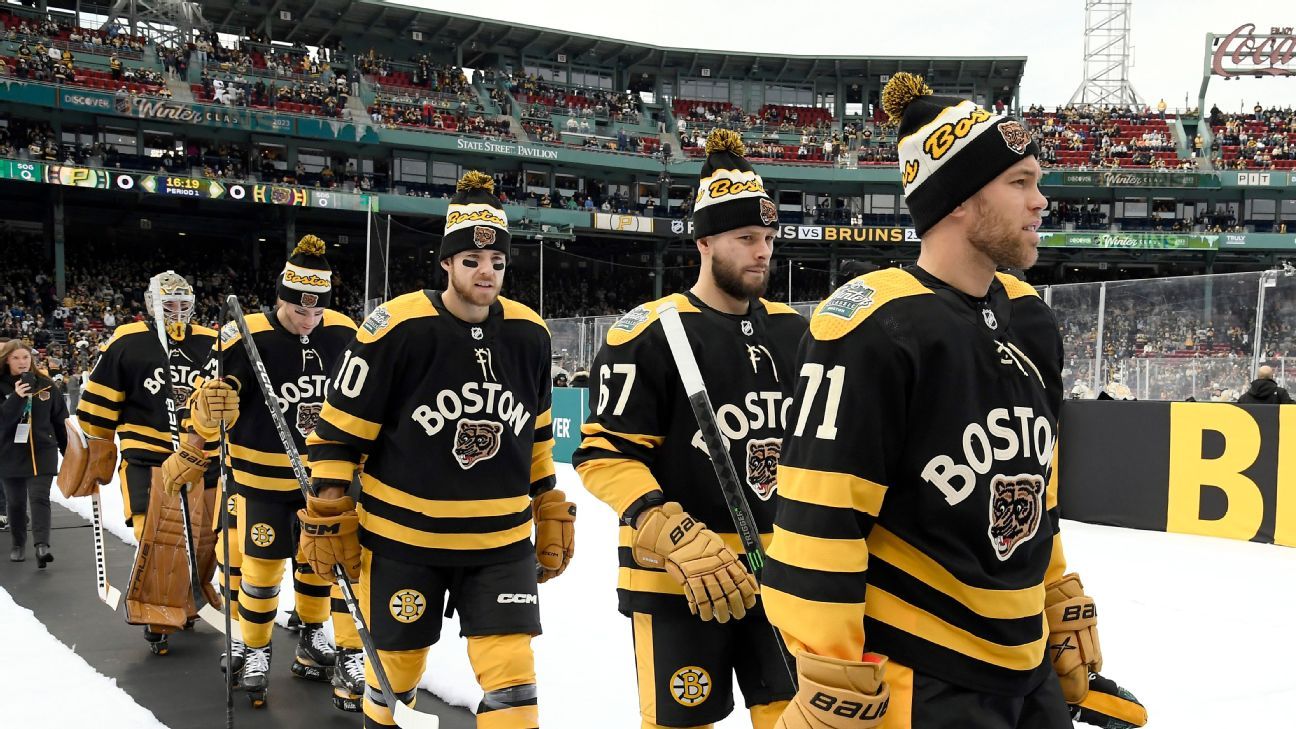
left=821, top=281, right=875, bottom=320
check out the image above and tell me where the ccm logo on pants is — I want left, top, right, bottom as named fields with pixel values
left=497, top=593, right=538, bottom=604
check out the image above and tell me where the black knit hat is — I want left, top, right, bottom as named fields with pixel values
left=440, top=171, right=511, bottom=261
left=691, top=129, right=778, bottom=240
left=884, top=72, right=1039, bottom=237
left=278, top=234, right=332, bottom=308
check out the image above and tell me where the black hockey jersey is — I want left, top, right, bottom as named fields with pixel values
left=306, top=291, right=556, bottom=567
left=572, top=292, right=807, bottom=615
left=77, top=321, right=217, bottom=467
left=193, top=308, right=356, bottom=502
left=763, top=267, right=1067, bottom=697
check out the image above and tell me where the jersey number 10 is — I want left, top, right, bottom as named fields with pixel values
left=793, top=363, right=845, bottom=440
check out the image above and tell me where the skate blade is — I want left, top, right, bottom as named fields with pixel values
left=332, top=693, right=362, bottom=713
left=290, top=660, right=331, bottom=683
left=249, top=693, right=266, bottom=708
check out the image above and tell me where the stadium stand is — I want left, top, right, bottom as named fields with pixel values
left=1209, top=104, right=1296, bottom=171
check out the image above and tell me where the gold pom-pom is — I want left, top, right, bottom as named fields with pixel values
left=881, top=72, right=933, bottom=126
left=704, top=128, right=746, bottom=157
left=456, top=170, right=495, bottom=193
left=293, top=234, right=325, bottom=257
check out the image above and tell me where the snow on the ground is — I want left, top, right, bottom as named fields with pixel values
left=44, top=461, right=1296, bottom=727
left=0, top=585, right=171, bottom=728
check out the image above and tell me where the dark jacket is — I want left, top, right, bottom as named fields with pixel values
left=0, top=371, right=69, bottom=478
left=1237, top=378, right=1295, bottom=405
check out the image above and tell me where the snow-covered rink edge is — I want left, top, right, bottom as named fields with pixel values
left=24, top=463, right=1296, bottom=727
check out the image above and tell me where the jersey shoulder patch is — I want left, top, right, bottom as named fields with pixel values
left=323, top=309, right=359, bottom=331
left=101, top=321, right=150, bottom=351
left=995, top=271, right=1041, bottom=301
left=810, top=269, right=933, bottom=341
left=606, top=293, right=699, bottom=347
left=759, top=299, right=801, bottom=317
left=499, top=296, right=549, bottom=333
left=218, top=320, right=242, bottom=348
left=357, top=291, right=437, bottom=344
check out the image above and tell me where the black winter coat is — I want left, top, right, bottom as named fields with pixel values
left=0, top=372, right=70, bottom=478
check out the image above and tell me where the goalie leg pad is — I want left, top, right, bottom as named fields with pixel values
left=124, top=469, right=196, bottom=631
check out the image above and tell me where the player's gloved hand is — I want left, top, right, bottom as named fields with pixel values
left=532, top=488, right=576, bottom=583
left=297, top=484, right=360, bottom=583
left=159, top=439, right=208, bottom=497
left=1045, top=572, right=1102, bottom=703
left=1070, top=672, right=1148, bottom=728
left=777, top=651, right=888, bottom=729
left=631, top=501, right=758, bottom=623
left=191, top=377, right=239, bottom=431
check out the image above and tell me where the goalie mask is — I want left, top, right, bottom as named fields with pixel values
left=145, top=270, right=195, bottom=341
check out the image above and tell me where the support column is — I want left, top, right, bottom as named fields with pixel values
left=51, top=189, right=67, bottom=298
left=653, top=241, right=665, bottom=299
left=284, top=208, right=297, bottom=254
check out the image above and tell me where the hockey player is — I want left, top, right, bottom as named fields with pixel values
left=60, top=271, right=220, bottom=655
left=762, top=74, right=1147, bottom=729
left=299, top=171, right=576, bottom=729
left=572, top=129, right=806, bottom=729
left=189, top=235, right=361, bottom=707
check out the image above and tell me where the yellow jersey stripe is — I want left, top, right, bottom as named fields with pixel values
left=234, top=471, right=303, bottom=492
left=358, top=505, right=533, bottom=550
left=118, top=423, right=174, bottom=444
left=76, top=400, right=120, bottom=422
left=580, top=422, right=666, bottom=449
left=768, top=526, right=869, bottom=573
left=618, top=567, right=684, bottom=595
left=762, top=584, right=866, bottom=660
left=229, top=443, right=292, bottom=467
left=868, top=526, right=1044, bottom=620
left=576, top=457, right=663, bottom=517
left=310, top=459, right=356, bottom=482
left=534, top=409, right=552, bottom=429
left=361, top=472, right=532, bottom=518
left=320, top=406, right=381, bottom=441
left=83, top=379, right=125, bottom=402
left=80, top=421, right=115, bottom=440
left=778, top=465, right=887, bottom=515
left=864, top=587, right=1046, bottom=672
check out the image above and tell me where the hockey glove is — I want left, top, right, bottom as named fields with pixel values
left=777, top=651, right=888, bottom=729
left=532, top=488, right=576, bottom=583
left=191, top=377, right=240, bottom=431
left=1045, top=572, right=1102, bottom=703
left=1070, top=672, right=1148, bottom=728
left=159, top=439, right=208, bottom=497
left=57, top=431, right=117, bottom=498
left=297, top=491, right=361, bottom=583
left=631, top=502, right=758, bottom=623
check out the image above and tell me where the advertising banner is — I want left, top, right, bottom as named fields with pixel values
left=650, top=217, right=920, bottom=244
left=551, top=387, right=589, bottom=464
left=1038, top=231, right=1217, bottom=250
left=593, top=212, right=654, bottom=233
left=1045, top=170, right=1208, bottom=188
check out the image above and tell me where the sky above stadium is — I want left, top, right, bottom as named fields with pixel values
left=391, top=0, right=1296, bottom=111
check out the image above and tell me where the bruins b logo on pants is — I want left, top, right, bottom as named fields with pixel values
left=389, top=589, right=426, bottom=624
left=249, top=523, right=275, bottom=549
left=670, top=666, right=711, bottom=707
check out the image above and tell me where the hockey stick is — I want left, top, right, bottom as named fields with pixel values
left=149, top=281, right=226, bottom=634
left=224, top=295, right=439, bottom=729
left=656, top=300, right=797, bottom=684
left=67, top=412, right=123, bottom=610
left=217, top=300, right=235, bottom=728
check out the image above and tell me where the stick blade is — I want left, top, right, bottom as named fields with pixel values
left=99, top=585, right=122, bottom=611
left=393, top=700, right=440, bottom=729
left=198, top=604, right=228, bottom=635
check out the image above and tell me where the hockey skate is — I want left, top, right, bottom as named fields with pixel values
left=143, top=627, right=169, bottom=656
left=331, top=648, right=365, bottom=713
left=242, top=644, right=272, bottom=707
left=289, top=622, right=335, bottom=683
left=220, top=637, right=247, bottom=688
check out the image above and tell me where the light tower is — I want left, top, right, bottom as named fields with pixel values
left=1068, top=0, right=1143, bottom=107
left=101, top=0, right=209, bottom=48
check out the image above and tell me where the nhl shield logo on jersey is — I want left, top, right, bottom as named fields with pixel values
left=745, top=438, right=781, bottom=501
left=741, top=320, right=754, bottom=336
left=473, top=225, right=497, bottom=248
left=669, top=666, right=711, bottom=706
left=987, top=474, right=1044, bottom=560
left=822, top=281, right=875, bottom=320
left=249, top=523, right=275, bottom=548
left=452, top=419, right=504, bottom=469
left=982, top=307, right=999, bottom=330
left=389, top=589, right=426, bottom=623
left=296, top=402, right=323, bottom=438
left=759, top=197, right=778, bottom=226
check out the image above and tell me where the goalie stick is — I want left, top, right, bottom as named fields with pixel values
left=656, top=300, right=796, bottom=685
left=66, top=412, right=122, bottom=610
left=225, top=294, right=439, bottom=729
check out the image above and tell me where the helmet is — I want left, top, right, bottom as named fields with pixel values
left=145, top=271, right=195, bottom=341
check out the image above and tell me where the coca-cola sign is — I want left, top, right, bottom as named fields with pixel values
left=1212, top=24, right=1296, bottom=77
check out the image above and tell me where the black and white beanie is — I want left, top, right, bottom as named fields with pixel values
left=440, top=170, right=511, bottom=261
left=884, top=72, right=1039, bottom=236
left=278, top=234, right=332, bottom=308
left=691, top=129, right=778, bottom=240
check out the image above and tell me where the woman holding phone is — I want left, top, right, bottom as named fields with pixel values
left=0, top=340, right=69, bottom=565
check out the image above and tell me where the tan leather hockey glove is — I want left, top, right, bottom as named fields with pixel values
left=191, top=377, right=240, bottom=431
left=159, top=439, right=209, bottom=497
left=57, top=430, right=117, bottom=498
left=1045, top=572, right=1102, bottom=703
left=631, top=501, right=758, bottom=623
left=532, top=488, right=576, bottom=583
left=297, top=493, right=361, bottom=583
left=777, top=651, right=889, bottom=729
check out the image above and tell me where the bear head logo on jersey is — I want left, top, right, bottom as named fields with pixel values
left=296, top=402, right=323, bottom=439
left=987, top=474, right=1045, bottom=560
left=453, top=419, right=504, bottom=469
left=745, top=438, right=781, bottom=501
